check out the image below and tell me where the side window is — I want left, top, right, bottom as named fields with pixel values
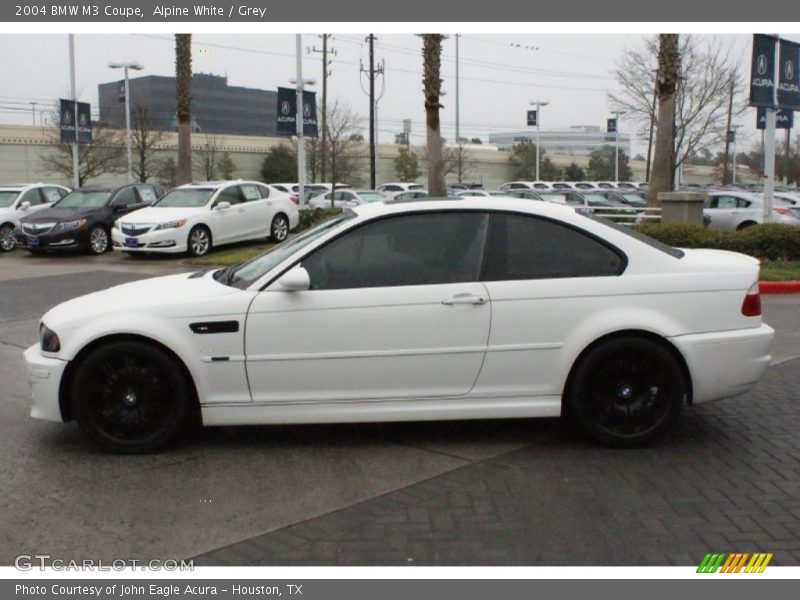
left=20, top=189, right=44, bottom=205
left=533, top=183, right=549, bottom=190
left=737, top=198, right=751, bottom=208
left=112, top=187, right=137, bottom=207
left=136, top=185, right=157, bottom=204
left=705, top=197, right=716, bottom=208
left=483, top=213, right=624, bottom=281
left=257, top=185, right=271, bottom=199
left=42, top=187, right=65, bottom=203
left=216, top=186, right=242, bottom=206
left=303, top=212, right=489, bottom=290
left=240, top=184, right=262, bottom=202
left=716, top=196, right=737, bottom=209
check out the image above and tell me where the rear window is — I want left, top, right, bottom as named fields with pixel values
left=581, top=212, right=685, bottom=259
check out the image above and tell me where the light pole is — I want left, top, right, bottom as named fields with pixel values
left=612, top=110, right=626, bottom=182
left=108, top=61, right=143, bottom=182
left=291, top=34, right=316, bottom=207
left=529, top=100, right=549, bottom=181
left=29, top=102, right=37, bottom=127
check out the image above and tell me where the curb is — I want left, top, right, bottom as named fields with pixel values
left=760, top=281, right=800, bottom=294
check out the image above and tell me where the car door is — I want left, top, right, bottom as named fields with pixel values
left=244, top=211, right=492, bottom=403
left=706, top=195, right=737, bottom=230
left=475, top=212, right=626, bottom=401
left=236, top=183, right=271, bottom=240
left=210, top=186, right=246, bottom=243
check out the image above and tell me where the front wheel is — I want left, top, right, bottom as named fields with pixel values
left=270, top=214, right=289, bottom=242
left=87, top=225, right=109, bottom=255
left=71, top=340, right=194, bottom=453
left=567, top=336, right=686, bottom=446
left=0, top=223, right=16, bottom=252
left=187, top=225, right=212, bottom=257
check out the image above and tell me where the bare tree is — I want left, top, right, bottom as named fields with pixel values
left=324, top=101, right=365, bottom=205
left=193, top=134, right=225, bottom=180
left=421, top=34, right=446, bottom=197
left=130, top=105, right=168, bottom=183
left=40, top=111, right=125, bottom=186
left=442, top=144, right=473, bottom=182
left=175, top=34, right=192, bottom=184
left=611, top=35, right=745, bottom=195
left=646, top=34, right=680, bottom=205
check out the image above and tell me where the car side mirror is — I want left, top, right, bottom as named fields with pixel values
left=215, top=201, right=231, bottom=211
left=276, top=266, right=310, bottom=292
left=19, top=201, right=31, bottom=211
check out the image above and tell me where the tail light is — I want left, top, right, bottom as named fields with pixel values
left=774, top=207, right=790, bottom=216
left=290, top=195, right=298, bottom=205
left=741, top=282, right=762, bottom=317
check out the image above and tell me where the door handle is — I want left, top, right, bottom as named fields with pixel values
left=238, top=207, right=246, bottom=213
left=442, top=294, right=487, bottom=306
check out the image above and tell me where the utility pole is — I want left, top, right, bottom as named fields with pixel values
left=368, top=34, right=376, bottom=189
left=109, top=61, right=144, bottom=182
left=528, top=100, right=549, bottom=181
left=784, top=127, right=790, bottom=187
left=360, top=36, right=384, bottom=188
left=722, top=77, right=734, bottom=185
left=309, top=35, right=334, bottom=183
left=455, top=34, right=460, bottom=146
left=68, top=34, right=79, bottom=188
left=29, top=102, right=36, bottom=127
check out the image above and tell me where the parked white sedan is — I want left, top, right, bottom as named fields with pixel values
left=0, top=183, right=70, bottom=251
left=27, top=197, right=773, bottom=452
left=111, top=181, right=299, bottom=257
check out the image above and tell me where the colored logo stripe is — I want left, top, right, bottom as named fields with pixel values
left=697, top=552, right=773, bottom=573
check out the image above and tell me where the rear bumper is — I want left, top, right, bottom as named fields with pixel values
left=670, top=324, right=775, bottom=404
left=24, top=344, right=67, bottom=422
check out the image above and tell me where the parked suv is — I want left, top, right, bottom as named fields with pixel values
left=16, top=183, right=162, bottom=255
left=0, top=183, right=70, bottom=251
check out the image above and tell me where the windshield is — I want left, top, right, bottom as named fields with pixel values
left=55, top=191, right=112, bottom=208
left=0, top=191, right=20, bottom=208
left=222, top=212, right=356, bottom=289
left=155, top=188, right=215, bottom=208
left=622, top=194, right=646, bottom=205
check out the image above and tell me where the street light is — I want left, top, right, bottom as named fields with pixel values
left=611, top=110, right=626, bottom=182
left=529, top=100, right=549, bottom=181
left=291, top=34, right=317, bottom=207
left=108, top=61, right=144, bottom=182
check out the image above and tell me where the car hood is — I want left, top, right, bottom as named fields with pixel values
left=120, top=206, right=205, bottom=224
left=21, top=206, right=105, bottom=223
left=41, top=271, right=244, bottom=331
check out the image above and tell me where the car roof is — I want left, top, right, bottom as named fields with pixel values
left=74, top=183, right=135, bottom=192
left=369, top=195, right=577, bottom=218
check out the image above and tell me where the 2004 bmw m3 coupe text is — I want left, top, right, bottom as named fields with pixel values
left=25, top=197, right=774, bottom=452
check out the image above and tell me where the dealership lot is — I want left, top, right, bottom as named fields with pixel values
left=1, top=250, right=799, bottom=565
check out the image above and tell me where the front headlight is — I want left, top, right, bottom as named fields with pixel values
left=52, top=219, right=86, bottom=232
left=154, top=219, right=187, bottom=231
left=39, top=323, right=60, bottom=353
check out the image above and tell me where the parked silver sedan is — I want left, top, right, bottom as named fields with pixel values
left=308, top=189, right=387, bottom=210
left=704, top=191, right=800, bottom=230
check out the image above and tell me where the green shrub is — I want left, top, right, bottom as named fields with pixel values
left=297, top=208, right=342, bottom=232
left=632, top=223, right=800, bottom=261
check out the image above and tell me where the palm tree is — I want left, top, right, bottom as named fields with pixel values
left=421, top=34, right=446, bottom=197
left=647, top=34, right=680, bottom=206
left=175, top=34, right=192, bottom=185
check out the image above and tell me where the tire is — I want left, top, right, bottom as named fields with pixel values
left=737, top=221, right=757, bottom=231
left=71, top=340, right=194, bottom=453
left=0, top=223, right=16, bottom=252
left=270, top=213, right=290, bottom=242
left=566, top=336, right=686, bottom=447
left=187, top=225, right=212, bottom=257
left=87, top=225, right=110, bottom=255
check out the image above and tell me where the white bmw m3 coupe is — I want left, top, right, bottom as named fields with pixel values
left=26, top=197, right=774, bottom=452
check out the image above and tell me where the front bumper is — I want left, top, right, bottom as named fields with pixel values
left=670, top=323, right=775, bottom=404
left=111, top=226, right=188, bottom=253
left=15, top=227, right=88, bottom=251
left=24, top=344, right=68, bottom=422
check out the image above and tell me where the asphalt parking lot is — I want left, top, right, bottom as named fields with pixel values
left=1, top=249, right=799, bottom=566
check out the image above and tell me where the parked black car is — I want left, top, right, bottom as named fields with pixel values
left=16, top=183, right=163, bottom=255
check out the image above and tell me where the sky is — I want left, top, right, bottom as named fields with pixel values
left=0, top=32, right=778, bottom=155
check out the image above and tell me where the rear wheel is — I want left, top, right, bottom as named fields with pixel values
left=567, top=336, right=686, bottom=446
left=87, top=226, right=109, bottom=255
left=187, top=225, right=211, bottom=257
left=71, top=340, right=193, bottom=453
left=270, top=214, right=289, bottom=242
left=0, top=223, right=15, bottom=252
left=737, top=221, right=757, bottom=231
